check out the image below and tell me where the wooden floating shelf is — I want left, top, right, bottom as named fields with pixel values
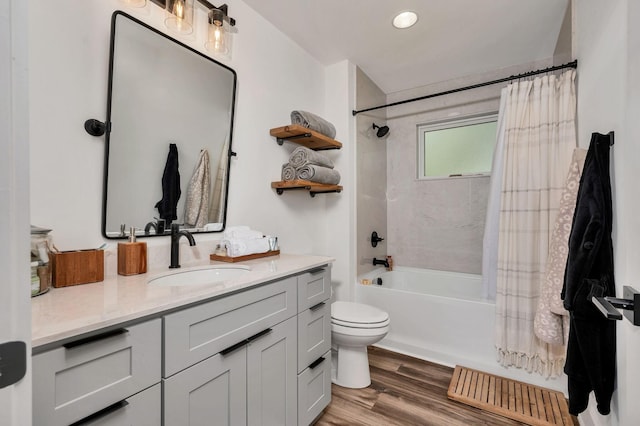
left=271, top=180, right=343, bottom=197
left=270, top=125, right=342, bottom=150
left=210, top=250, right=280, bottom=263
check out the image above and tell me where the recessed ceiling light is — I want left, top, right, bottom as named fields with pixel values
left=393, top=11, right=418, bottom=29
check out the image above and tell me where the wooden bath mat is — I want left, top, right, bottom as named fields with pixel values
left=447, top=366, right=573, bottom=426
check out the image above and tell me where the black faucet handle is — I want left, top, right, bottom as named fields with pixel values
left=371, top=231, right=385, bottom=247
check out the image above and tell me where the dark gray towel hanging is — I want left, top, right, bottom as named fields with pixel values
left=155, top=143, right=181, bottom=226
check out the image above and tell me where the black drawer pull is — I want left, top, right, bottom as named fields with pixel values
left=247, top=328, right=272, bottom=342
left=308, top=267, right=327, bottom=275
left=308, top=356, right=325, bottom=370
left=69, top=400, right=129, bottom=425
left=220, top=339, right=248, bottom=356
left=310, top=301, right=326, bottom=311
left=63, top=328, right=129, bottom=349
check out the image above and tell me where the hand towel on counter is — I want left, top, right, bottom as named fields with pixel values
left=289, top=146, right=334, bottom=169
left=290, top=110, right=336, bottom=139
left=296, top=164, right=341, bottom=185
left=281, top=163, right=297, bottom=181
left=223, top=237, right=271, bottom=257
left=222, top=226, right=264, bottom=240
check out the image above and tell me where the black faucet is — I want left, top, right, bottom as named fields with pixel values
left=372, top=257, right=389, bottom=268
left=170, top=223, right=196, bottom=268
left=144, top=218, right=166, bottom=235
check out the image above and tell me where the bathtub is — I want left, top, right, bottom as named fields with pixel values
left=356, top=266, right=565, bottom=391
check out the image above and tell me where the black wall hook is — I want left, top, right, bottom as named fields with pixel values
left=84, top=119, right=106, bottom=137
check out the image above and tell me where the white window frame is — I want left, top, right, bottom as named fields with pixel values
left=417, top=113, right=498, bottom=180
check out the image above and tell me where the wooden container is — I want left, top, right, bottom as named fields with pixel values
left=117, top=242, right=147, bottom=276
left=209, top=250, right=280, bottom=263
left=51, top=249, right=104, bottom=287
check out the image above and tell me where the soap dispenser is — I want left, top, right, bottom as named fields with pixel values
left=118, top=227, right=147, bottom=276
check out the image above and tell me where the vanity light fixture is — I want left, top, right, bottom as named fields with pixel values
left=392, top=11, right=418, bottom=29
left=204, top=3, right=236, bottom=59
left=165, top=0, right=194, bottom=34
left=156, top=0, right=236, bottom=57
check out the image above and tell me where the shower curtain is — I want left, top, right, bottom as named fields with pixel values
left=490, top=70, right=577, bottom=377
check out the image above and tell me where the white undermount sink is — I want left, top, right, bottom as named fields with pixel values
left=148, top=265, right=251, bottom=287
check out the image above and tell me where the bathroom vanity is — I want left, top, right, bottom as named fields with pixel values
left=31, top=254, right=333, bottom=426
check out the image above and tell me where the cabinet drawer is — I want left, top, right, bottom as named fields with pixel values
left=297, top=350, right=332, bottom=426
left=72, top=383, right=161, bottom=426
left=164, top=277, right=297, bottom=377
left=297, top=301, right=331, bottom=373
left=33, top=319, right=161, bottom=426
left=297, top=266, right=331, bottom=312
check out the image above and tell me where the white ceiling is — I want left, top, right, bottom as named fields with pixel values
left=242, top=0, right=570, bottom=94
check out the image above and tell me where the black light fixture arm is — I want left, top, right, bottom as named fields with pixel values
left=196, top=1, right=236, bottom=26
left=150, top=0, right=236, bottom=26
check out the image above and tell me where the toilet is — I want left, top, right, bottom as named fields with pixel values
left=331, top=301, right=390, bottom=389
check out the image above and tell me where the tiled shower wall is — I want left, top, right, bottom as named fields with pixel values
left=385, top=60, right=554, bottom=274
left=355, top=67, right=387, bottom=277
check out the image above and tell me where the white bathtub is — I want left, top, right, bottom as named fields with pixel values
left=356, top=266, right=565, bottom=391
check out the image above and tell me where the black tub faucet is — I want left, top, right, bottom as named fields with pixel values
left=372, top=257, right=389, bottom=268
left=170, top=223, right=196, bottom=269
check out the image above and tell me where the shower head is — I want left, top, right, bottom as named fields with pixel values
left=372, top=123, right=390, bottom=138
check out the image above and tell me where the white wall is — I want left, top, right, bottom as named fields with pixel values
left=28, top=0, right=354, bottom=287
left=575, top=1, right=640, bottom=424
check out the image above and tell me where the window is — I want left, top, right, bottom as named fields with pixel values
left=417, top=114, right=497, bottom=179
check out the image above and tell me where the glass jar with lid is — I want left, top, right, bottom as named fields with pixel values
left=30, top=225, right=52, bottom=296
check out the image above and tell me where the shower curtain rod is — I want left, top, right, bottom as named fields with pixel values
left=351, top=60, right=578, bottom=116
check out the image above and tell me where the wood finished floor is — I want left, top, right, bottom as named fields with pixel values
left=315, top=347, right=579, bottom=426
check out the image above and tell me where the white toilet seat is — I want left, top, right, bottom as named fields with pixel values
left=331, top=317, right=390, bottom=329
left=331, top=301, right=389, bottom=327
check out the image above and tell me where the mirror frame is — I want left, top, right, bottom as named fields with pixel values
left=102, top=11, right=237, bottom=239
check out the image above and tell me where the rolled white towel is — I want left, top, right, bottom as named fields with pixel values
left=289, top=146, right=334, bottom=169
left=281, top=163, right=296, bottom=181
left=223, top=237, right=271, bottom=257
left=297, top=164, right=341, bottom=185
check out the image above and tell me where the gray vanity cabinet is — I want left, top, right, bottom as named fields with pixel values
left=296, top=268, right=333, bottom=425
left=163, top=276, right=297, bottom=378
left=32, top=319, right=162, bottom=426
left=79, top=384, right=162, bottom=426
left=163, top=346, right=248, bottom=426
left=247, top=316, right=297, bottom=426
left=32, top=265, right=332, bottom=426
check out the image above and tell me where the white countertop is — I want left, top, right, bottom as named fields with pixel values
left=31, top=253, right=334, bottom=349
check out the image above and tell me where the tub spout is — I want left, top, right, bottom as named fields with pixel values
left=373, top=257, right=389, bottom=268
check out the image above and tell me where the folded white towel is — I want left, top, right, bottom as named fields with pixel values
left=223, top=226, right=263, bottom=240
left=223, top=237, right=271, bottom=257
